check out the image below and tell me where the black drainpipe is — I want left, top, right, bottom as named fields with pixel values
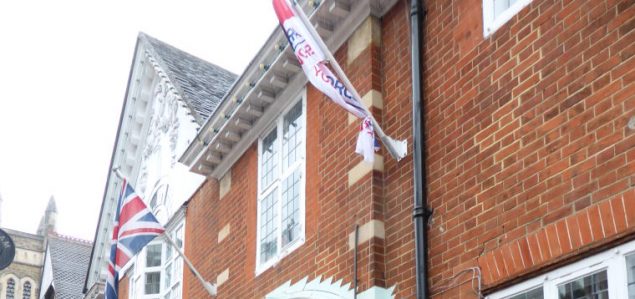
left=354, top=224, right=359, bottom=299
left=410, top=0, right=430, bottom=298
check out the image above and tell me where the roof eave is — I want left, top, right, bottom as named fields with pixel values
left=83, top=34, right=143, bottom=294
left=180, top=0, right=399, bottom=179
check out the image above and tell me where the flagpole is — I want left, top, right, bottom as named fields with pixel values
left=163, top=233, right=218, bottom=297
left=288, top=0, right=407, bottom=161
left=111, top=167, right=218, bottom=297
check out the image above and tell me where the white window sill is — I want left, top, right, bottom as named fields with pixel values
left=483, top=0, right=533, bottom=38
left=255, top=238, right=305, bottom=277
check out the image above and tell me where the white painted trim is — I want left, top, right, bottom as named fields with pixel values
left=487, top=239, right=635, bottom=299
left=264, top=275, right=395, bottom=299
left=357, top=285, right=396, bottom=299
left=255, top=91, right=307, bottom=276
left=482, top=0, right=533, bottom=37
left=184, top=0, right=386, bottom=180
left=127, top=219, right=186, bottom=299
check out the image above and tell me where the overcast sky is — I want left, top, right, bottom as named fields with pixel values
left=0, top=0, right=278, bottom=240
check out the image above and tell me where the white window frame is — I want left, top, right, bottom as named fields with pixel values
left=142, top=243, right=162, bottom=297
left=482, top=0, right=533, bottom=37
left=488, top=239, right=635, bottom=299
left=162, top=223, right=184, bottom=299
left=255, top=91, right=307, bottom=276
left=127, top=220, right=185, bottom=299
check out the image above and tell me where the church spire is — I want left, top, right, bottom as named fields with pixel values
left=37, top=196, right=57, bottom=236
left=46, top=196, right=57, bottom=213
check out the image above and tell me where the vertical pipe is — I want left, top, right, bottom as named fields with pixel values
left=354, top=224, right=359, bottom=299
left=410, top=0, right=429, bottom=298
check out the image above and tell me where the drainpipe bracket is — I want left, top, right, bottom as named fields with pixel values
left=413, top=206, right=433, bottom=221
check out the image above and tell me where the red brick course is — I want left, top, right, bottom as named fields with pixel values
left=478, top=190, right=635, bottom=286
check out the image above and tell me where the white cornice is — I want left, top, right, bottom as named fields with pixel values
left=84, top=36, right=197, bottom=290
left=180, top=0, right=400, bottom=179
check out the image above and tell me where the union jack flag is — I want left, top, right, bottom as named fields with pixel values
left=106, top=179, right=165, bottom=299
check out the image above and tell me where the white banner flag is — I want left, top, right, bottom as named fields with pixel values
left=273, top=0, right=378, bottom=162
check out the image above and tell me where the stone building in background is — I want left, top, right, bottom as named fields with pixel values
left=0, top=229, right=44, bottom=299
left=39, top=234, right=92, bottom=299
left=0, top=197, right=55, bottom=299
left=0, top=197, right=92, bottom=299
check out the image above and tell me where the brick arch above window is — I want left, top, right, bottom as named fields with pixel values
left=478, top=190, right=635, bottom=288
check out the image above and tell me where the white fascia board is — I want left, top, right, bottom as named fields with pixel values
left=85, top=40, right=155, bottom=289
left=185, top=0, right=394, bottom=179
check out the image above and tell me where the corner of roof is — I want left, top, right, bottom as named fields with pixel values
left=136, top=32, right=207, bottom=124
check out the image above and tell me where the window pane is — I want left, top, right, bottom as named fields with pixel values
left=175, top=257, right=183, bottom=281
left=135, top=277, right=142, bottom=297
left=146, top=244, right=162, bottom=267
left=261, top=129, right=278, bottom=189
left=164, top=263, right=172, bottom=289
left=281, top=170, right=301, bottom=247
left=129, top=277, right=135, bottom=297
left=627, top=253, right=635, bottom=298
left=145, top=272, right=161, bottom=294
left=493, top=0, right=511, bottom=17
left=165, top=241, right=172, bottom=261
left=175, top=226, right=184, bottom=249
left=22, top=282, right=31, bottom=299
left=509, top=287, right=543, bottom=299
left=259, top=190, right=278, bottom=264
left=283, top=101, right=303, bottom=170
left=171, top=282, right=181, bottom=299
left=557, top=270, right=609, bottom=299
left=7, top=278, right=14, bottom=299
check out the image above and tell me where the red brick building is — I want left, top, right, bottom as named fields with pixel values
left=424, top=0, right=635, bottom=298
left=177, top=0, right=418, bottom=297
left=87, top=0, right=634, bottom=298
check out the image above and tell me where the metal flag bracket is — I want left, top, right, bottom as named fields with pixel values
left=380, top=135, right=408, bottom=162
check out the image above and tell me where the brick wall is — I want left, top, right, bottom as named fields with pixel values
left=425, top=0, right=635, bottom=297
left=119, top=272, right=130, bottom=298
left=382, top=1, right=418, bottom=297
left=182, top=1, right=418, bottom=298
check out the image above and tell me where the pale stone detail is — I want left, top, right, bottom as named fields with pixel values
left=348, top=220, right=385, bottom=251
left=216, top=268, right=229, bottom=287
left=218, top=223, right=230, bottom=243
left=348, top=154, right=384, bottom=186
left=349, top=90, right=384, bottom=124
left=264, top=275, right=395, bottom=298
left=357, top=286, right=396, bottom=299
left=219, top=169, right=232, bottom=199
left=347, top=16, right=381, bottom=65
left=13, top=249, right=44, bottom=266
